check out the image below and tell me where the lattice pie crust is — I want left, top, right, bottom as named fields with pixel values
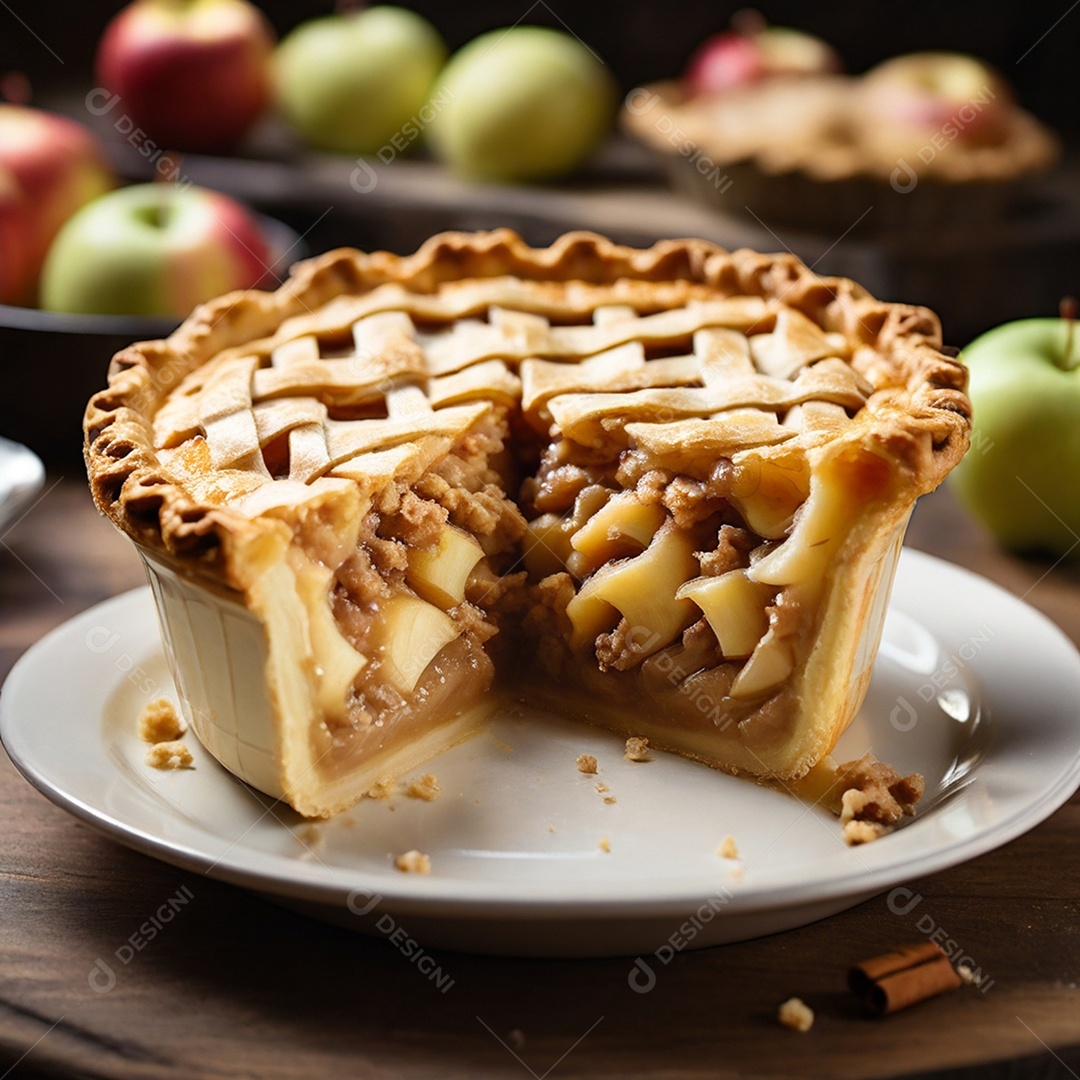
left=85, top=231, right=970, bottom=818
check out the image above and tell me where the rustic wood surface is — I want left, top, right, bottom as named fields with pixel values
left=0, top=479, right=1078, bottom=1079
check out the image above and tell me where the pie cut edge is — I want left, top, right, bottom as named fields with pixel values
left=84, top=229, right=972, bottom=818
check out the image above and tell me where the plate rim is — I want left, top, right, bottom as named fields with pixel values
left=3, top=548, right=1080, bottom=921
left=0, top=436, right=45, bottom=533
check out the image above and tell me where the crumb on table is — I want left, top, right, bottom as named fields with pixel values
left=717, top=835, right=739, bottom=859
left=576, top=753, right=598, bottom=774
left=624, top=736, right=653, bottom=762
left=138, top=698, right=185, bottom=743
left=394, top=850, right=431, bottom=874
left=145, top=741, right=194, bottom=770
left=366, top=776, right=397, bottom=800
left=777, top=997, right=814, bottom=1032
left=598, top=836, right=611, bottom=853
left=405, top=773, right=442, bottom=801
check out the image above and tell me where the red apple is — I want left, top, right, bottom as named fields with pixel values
left=684, top=19, right=841, bottom=97
left=684, top=32, right=766, bottom=94
left=0, top=104, right=115, bottom=305
left=0, top=163, right=32, bottom=305
left=95, top=0, right=276, bottom=154
left=40, top=183, right=273, bottom=317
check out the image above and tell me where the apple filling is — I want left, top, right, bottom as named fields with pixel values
left=309, top=410, right=525, bottom=777
left=295, top=382, right=888, bottom=787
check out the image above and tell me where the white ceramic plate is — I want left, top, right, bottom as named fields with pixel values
left=3, top=549, right=1079, bottom=958
left=0, top=436, right=44, bottom=534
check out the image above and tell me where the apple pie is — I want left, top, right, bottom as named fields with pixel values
left=623, top=60, right=1059, bottom=235
left=85, top=230, right=970, bottom=817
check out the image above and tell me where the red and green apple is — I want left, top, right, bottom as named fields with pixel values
left=860, top=52, right=1010, bottom=153
left=0, top=164, right=32, bottom=305
left=40, top=183, right=272, bottom=318
left=683, top=17, right=840, bottom=96
left=0, top=104, right=115, bottom=304
left=95, top=0, right=276, bottom=154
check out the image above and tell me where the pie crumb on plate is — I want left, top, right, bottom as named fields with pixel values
left=394, top=849, right=431, bottom=874
left=137, top=698, right=185, bottom=743
left=145, top=741, right=194, bottom=770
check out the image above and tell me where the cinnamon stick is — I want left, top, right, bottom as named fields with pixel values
left=848, top=942, right=962, bottom=1016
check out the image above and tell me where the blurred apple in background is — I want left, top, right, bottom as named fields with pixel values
left=40, top=184, right=273, bottom=317
left=860, top=52, right=1011, bottom=154
left=274, top=6, right=445, bottom=156
left=0, top=104, right=115, bottom=304
left=951, top=309, right=1080, bottom=557
left=95, top=0, right=275, bottom=154
left=0, top=164, right=32, bottom=305
left=683, top=13, right=841, bottom=96
left=428, top=27, right=615, bottom=183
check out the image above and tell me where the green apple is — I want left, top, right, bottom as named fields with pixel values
left=951, top=317, right=1080, bottom=556
left=428, top=26, right=616, bottom=182
left=40, top=183, right=272, bottom=317
left=273, top=6, right=445, bottom=156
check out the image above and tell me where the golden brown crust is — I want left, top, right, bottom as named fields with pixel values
left=85, top=228, right=970, bottom=580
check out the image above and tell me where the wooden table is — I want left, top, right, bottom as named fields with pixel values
left=1, top=479, right=1078, bottom=1080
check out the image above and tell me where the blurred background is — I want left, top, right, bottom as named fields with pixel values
left=2, top=0, right=1079, bottom=465
left=5, top=1, right=1080, bottom=134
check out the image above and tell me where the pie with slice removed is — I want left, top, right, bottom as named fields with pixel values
left=85, top=230, right=971, bottom=817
